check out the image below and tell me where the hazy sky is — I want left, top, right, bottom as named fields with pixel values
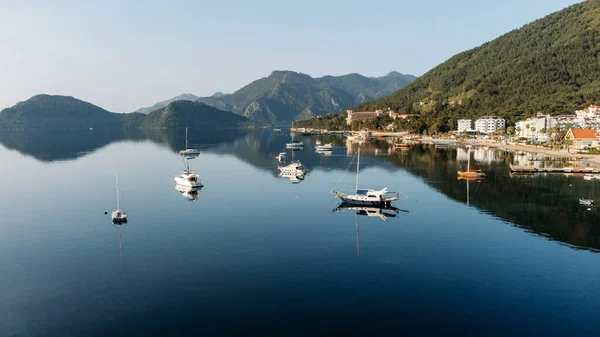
left=0, top=0, right=581, bottom=112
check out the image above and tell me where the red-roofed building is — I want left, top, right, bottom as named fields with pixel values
left=564, top=128, right=600, bottom=150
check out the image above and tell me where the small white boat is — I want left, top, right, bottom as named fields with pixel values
left=584, top=174, right=594, bottom=181
left=278, top=161, right=307, bottom=174
left=580, top=198, right=595, bottom=206
left=175, top=159, right=203, bottom=188
left=179, top=128, right=201, bottom=158
left=276, top=152, right=287, bottom=162
left=111, top=173, right=127, bottom=224
left=316, top=143, right=333, bottom=151
left=331, top=146, right=399, bottom=206
left=175, top=169, right=203, bottom=188
left=286, top=140, right=304, bottom=149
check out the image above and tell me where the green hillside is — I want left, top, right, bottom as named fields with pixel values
left=141, top=100, right=261, bottom=129
left=0, top=95, right=261, bottom=130
left=196, top=70, right=416, bottom=124
left=0, top=94, right=129, bottom=129
left=355, top=1, right=600, bottom=133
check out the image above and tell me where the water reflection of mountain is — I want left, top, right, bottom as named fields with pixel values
left=391, top=145, right=600, bottom=252
left=3, top=130, right=600, bottom=252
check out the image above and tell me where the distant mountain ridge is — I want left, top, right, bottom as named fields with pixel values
left=0, top=95, right=259, bottom=129
left=195, top=70, right=416, bottom=124
left=134, top=93, right=200, bottom=114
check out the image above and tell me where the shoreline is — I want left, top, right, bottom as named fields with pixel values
left=460, top=139, right=600, bottom=166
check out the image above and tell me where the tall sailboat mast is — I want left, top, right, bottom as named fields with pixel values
left=355, top=146, right=361, bottom=192
left=116, top=172, right=120, bottom=210
left=185, top=127, right=189, bottom=149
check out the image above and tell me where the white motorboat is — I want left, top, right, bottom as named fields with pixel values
left=179, top=128, right=201, bottom=158
left=331, top=146, right=399, bottom=206
left=286, top=140, right=304, bottom=149
left=111, top=173, right=127, bottom=224
left=276, top=152, right=287, bottom=162
left=175, top=169, right=203, bottom=188
left=580, top=198, right=595, bottom=206
left=316, top=143, right=333, bottom=151
left=175, top=159, right=203, bottom=188
left=278, top=161, right=307, bottom=174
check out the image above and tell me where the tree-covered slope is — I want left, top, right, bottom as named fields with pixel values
left=0, top=94, right=127, bottom=129
left=0, top=95, right=262, bottom=129
left=134, top=93, right=200, bottom=114
left=141, top=100, right=261, bottom=128
left=356, top=1, right=600, bottom=131
left=196, top=70, right=415, bottom=124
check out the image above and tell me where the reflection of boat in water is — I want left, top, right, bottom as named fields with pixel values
left=278, top=171, right=305, bottom=184
left=175, top=184, right=202, bottom=201
left=179, top=128, right=201, bottom=158
left=111, top=173, right=127, bottom=224
left=333, top=203, right=405, bottom=256
left=331, top=146, right=399, bottom=206
left=175, top=158, right=203, bottom=188
left=458, top=176, right=484, bottom=206
left=315, top=149, right=333, bottom=155
left=458, top=147, right=485, bottom=178
left=333, top=203, right=400, bottom=221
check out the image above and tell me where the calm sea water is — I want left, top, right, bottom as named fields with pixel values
left=1, top=129, right=600, bottom=337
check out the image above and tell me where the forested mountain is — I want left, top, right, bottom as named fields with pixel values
left=141, top=101, right=260, bottom=128
left=0, top=95, right=261, bottom=129
left=0, top=94, right=138, bottom=129
left=134, top=93, right=200, bottom=114
left=196, top=70, right=416, bottom=124
left=354, top=1, right=600, bottom=134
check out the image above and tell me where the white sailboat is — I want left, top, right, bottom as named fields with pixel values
left=111, top=173, right=127, bottom=224
left=179, top=128, right=201, bottom=158
left=331, top=146, right=399, bottom=206
left=175, top=158, right=203, bottom=188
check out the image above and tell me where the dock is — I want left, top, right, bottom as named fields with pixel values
left=526, top=156, right=584, bottom=161
left=510, top=164, right=600, bottom=173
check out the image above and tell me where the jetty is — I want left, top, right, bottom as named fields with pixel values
left=509, top=164, right=600, bottom=173
left=527, top=156, right=584, bottom=161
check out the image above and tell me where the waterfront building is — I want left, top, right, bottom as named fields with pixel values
left=474, top=116, right=505, bottom=134
left=564, top=128, right=600, bottom=151
left=515, top=113, right=556, bottom=141
left=457, top=119, right=473, bottom=133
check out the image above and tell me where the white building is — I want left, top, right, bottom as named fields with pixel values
left=457, top=119, right=473, bottom=133
left=474, top=116, right=505, bottom=134
left=515, top=113, right=557, bottom=141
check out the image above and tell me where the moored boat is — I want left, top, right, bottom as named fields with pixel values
left=111, top=173, right=127, bottom=224
left=331, top=146, right=399, bottom=206
left=458, top=147, right=485, bottom=178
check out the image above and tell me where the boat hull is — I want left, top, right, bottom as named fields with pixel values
left=457, top=171, right=486, bottom=178
left=174, top=177, right=203, bottom=188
